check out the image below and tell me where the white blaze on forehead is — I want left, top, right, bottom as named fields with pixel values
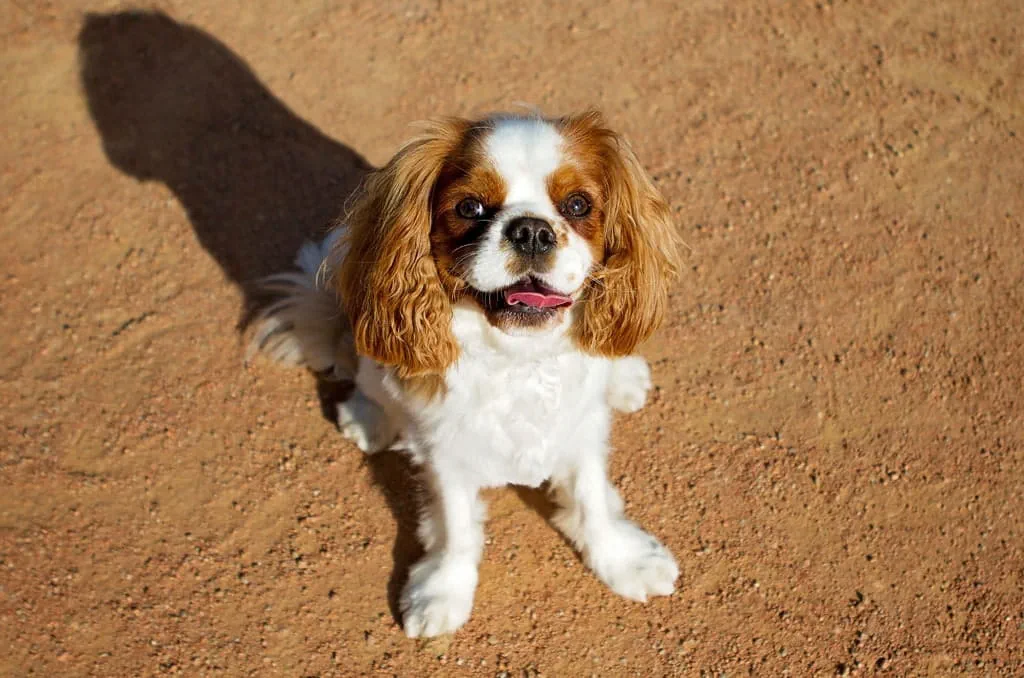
left=464, top=117, right=593, bottom=298
left=483, top=118, right=564, bottom=217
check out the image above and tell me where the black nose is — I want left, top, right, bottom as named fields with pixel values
left=503, top=217, right=556, bottom=256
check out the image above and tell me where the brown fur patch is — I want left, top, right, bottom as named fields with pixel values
left=430, top=125, right=508, bottom=297
left=555, top=111, right=684, bottom=356
left=335, top=117, right=472, bottom=381
left=545, top=163, right=605, bottom=258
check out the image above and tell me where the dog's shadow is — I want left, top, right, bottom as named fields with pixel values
left=315, top=379, right=427, bottom=619
left=79, top=10, right=429, bottom=621
left=78, top=10, right=371, bottom=323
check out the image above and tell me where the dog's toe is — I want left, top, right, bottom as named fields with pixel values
left=587, top=521, right=679, bottom=602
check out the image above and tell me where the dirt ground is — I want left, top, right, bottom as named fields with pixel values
left=2, top=1, right=1022, bottom=675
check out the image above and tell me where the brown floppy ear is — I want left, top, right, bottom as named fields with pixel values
left=567, top=112, right=683, bottom=356
left=335, top=118, right=469, bottom=379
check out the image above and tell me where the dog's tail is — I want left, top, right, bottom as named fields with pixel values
left=246, top=229, right=356, bottom=380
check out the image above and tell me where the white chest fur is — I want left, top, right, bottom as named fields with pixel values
left=379, top=305, right=613, bottom=488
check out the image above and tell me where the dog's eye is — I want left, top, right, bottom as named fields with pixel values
left=561, top=193, right=591, bottom=218
left=456, top=198, right=486, bottom=220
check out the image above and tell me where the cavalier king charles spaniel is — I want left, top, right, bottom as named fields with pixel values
left=251, top=111, right=682, bottom=637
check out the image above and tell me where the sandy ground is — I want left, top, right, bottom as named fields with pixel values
left=2, top=1, right=1023, bottom=675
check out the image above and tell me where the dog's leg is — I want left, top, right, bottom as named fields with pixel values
left=606, top=355, right=652, bottom=414
left=550, top=412, right=678, bottom=602
left=401, top=467, right=484, bottom=637
left=336, top=390, right=396, bottom=453
left=337, top=358, right=401, bottom=454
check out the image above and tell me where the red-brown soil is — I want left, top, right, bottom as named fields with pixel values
left=2, top=1, right=1022, bottom=675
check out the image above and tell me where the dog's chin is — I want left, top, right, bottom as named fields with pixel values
left=468, top=276, right=576, bottom=331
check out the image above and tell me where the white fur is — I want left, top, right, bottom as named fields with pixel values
left=484, top=118, right=563, bottom=221
left=463, top=118, right=593, bottom=297
left=336, top=390, right=396, bottom=454
left=249, top=119, right=676, bottom=637
left=607, top=354, right=653, bottom=413
left=246, top=231, right=352, bottom=378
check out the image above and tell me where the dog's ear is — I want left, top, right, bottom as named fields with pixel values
left=565, top=112, right=683, bottom=356
left=335, top=118, right=470, bottom=379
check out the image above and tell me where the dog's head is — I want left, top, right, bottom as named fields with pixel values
left=336, top=111, right=682, bottom=379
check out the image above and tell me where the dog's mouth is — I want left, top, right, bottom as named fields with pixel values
left=471, top=277, right=574, bottom=320
left=502, top=277, right=573, bottom=310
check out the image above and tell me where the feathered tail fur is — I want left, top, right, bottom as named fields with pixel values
left=246, top=229, right=356, bottom=379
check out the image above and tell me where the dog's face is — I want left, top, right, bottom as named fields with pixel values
left=431, top=118, right=605, bottom=333
left=337, top=112, right=681, bottom=379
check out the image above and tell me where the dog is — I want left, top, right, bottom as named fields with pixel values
left=251, top=111, right=683, bottom=637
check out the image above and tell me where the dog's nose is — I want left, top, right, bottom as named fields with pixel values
left=503, top=217, right=556, bottom=256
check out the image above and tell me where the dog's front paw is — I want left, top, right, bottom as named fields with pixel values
left=587, top=520, right=678, bottom=602
left=607, top=355, right=652, bottom=414
left=336, top=391, right=396, bottom=454
left=400, top=556, right=477, bottom=638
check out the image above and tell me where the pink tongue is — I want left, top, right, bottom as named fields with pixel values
left=506, top=291, right=572, bottom=308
